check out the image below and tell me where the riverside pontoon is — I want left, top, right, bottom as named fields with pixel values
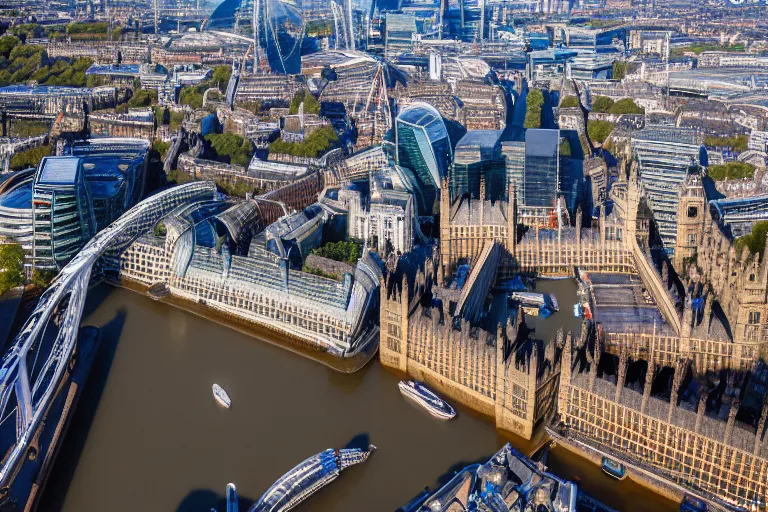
left=212, top=384, right=231, bottom=408
left=398, top=380, right=456, bottom=419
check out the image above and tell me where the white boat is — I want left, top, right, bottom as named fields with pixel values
left=212, top=384, right=231, bottom=408
left=398, top=380, right=456, bottom=420
left=226, top=482, right=238, bottom=512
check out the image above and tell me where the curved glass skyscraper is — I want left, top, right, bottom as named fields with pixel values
left=206, top=0, right=304, bottom=75
left=257, top=0, right=304, bottom=74
left=395, top=103, right=453, bottom=214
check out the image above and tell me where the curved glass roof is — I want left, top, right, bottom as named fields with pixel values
left=396, top=103, right=449, bottom=143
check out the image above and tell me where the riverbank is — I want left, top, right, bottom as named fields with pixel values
left=112, top=277, right=378, bottom=373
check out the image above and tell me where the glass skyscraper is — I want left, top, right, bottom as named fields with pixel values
left=395, top=103, right=453, bottom=214
left=257, top=0, right=305, bottom=74
left=450, top=130, right=506, bottom=202
left=523, top=129, right=560, bottom=208
left=32, top=157, right=96, bottom=270
left=631, top=126, right=702, bottom=254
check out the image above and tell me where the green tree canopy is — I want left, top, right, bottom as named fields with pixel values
left=524, top=88, right=544, bottom=129
left=705, top=134, right=748, bottom=152
left=268, top=126, right=338, bottom=158
left=179, top=86, right=204, bottom=109
left=734, top=221, right=768, bottom=260
left=612, top=60, right=627, bottom=80
left=0, top=244, right=24, bottom=295
left=205, top=133, right=253, bottom=166
left=587, top=120, right=615, bottom=144
left=0, top=35, right=20, bottom=58
left=591, top=96, right=614, bottom=113
left=10, top=145, right=51, bottom=171
left=127, top=88, right=157, bottom=108
left=288, top=89, right=320, bottom=115
left=310, top=240, right=362, bottom=265
left=607, top=98, right=644, bottom=115
left=560, top=95, right=579, bottom=108
left=31, top=268, right=57, bottom=289
left=707, top=162, right=755, bottom=181
left=212, top=65, right=232, bottom=90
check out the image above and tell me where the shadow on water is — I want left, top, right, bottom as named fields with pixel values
left=432, top=455, right=491, bottom=488
left=344, top=433, right=371, bottom=450
left=37, top=309, right=127, bottom=511
left=176, top=488, right=257, bottom=512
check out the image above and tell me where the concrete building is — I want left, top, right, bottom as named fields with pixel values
left=89, top=109, right=156, bottom=141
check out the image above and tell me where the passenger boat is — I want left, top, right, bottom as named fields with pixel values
left=226, top=482, right=238, bottom=512
left=601, top=457, right=626, bottom=480
left=680, top=495, right=707, bottom=512
left=573, top=303, right=582, bottom=317
left=212, top=384, right=231, bottom=409
left=398, top=380, right=456, bottom=419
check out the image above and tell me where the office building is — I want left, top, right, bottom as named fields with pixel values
left=395, top=102, right=454, bottom=215
left=450, top=130, right=506, bottom=202
left=631, top=126, right=702, bottom=254
left=523, top=129, right=560, bottom=208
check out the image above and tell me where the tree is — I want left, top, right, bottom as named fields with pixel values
left=587, top=120, right=615, bottom=144
left=612, top=60, right=628, bottom=80
left=524, top=88, right=544, bottom=129
left=179, top=86, right=203, bottom=109
left=0, top=244, right=24, bottom=295
left=607, top=98, right=644, bottom=115
left=288, top=89, right=320, bottom=115
left=31, top=268, right=57, bottom=289
left=707, top=162, right=755, bottom=181
left=734, top=221, right=768, bottom=260
left=205, top=133, right=253, bottom=166
left=127, top=88, right=157, bottom=108
left=212, top=65, right=232, bottom=91
left=592, top=96, right=615, bottom=113
left=10, top=145, right=51, bottom=171
left=311, top=240, right=362, bottom=265
left=560, top=96, right=579, bottom=108
left=268, top=126, right=338, bottom=158
left=0, top=35, right=20, bottom=58
left=705, top=134, right=748, bottom=152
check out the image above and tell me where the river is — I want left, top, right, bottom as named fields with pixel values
left=39, top=280, right=678, bottom=512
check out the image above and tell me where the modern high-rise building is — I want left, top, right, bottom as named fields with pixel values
left=501, top=140, right=525, bottom=202
left=1, top=139, right=150, bottom=271
left=631, top=126, right=702, bottom=254
left=32, top=157, right=96, bottom=270
left=450, top=130, right=506, bottom=202
left=258, top=0, right=305, bottom=74
left=523, top=129, right=560, bottom=208
left=395, top=102, right=453, bottom=215
left=384, top=13, right=416, bottom=58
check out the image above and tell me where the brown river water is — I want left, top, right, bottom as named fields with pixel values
left=38, top=280, right=677, bottom=512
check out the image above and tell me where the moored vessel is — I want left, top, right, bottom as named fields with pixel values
left=226, top=482, right=238, bottom=512
left=398, top=380, right=456, bottom=420
left=212, top=384, right=231, bottom=408
left=601, top=456, right=626, bottom=480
